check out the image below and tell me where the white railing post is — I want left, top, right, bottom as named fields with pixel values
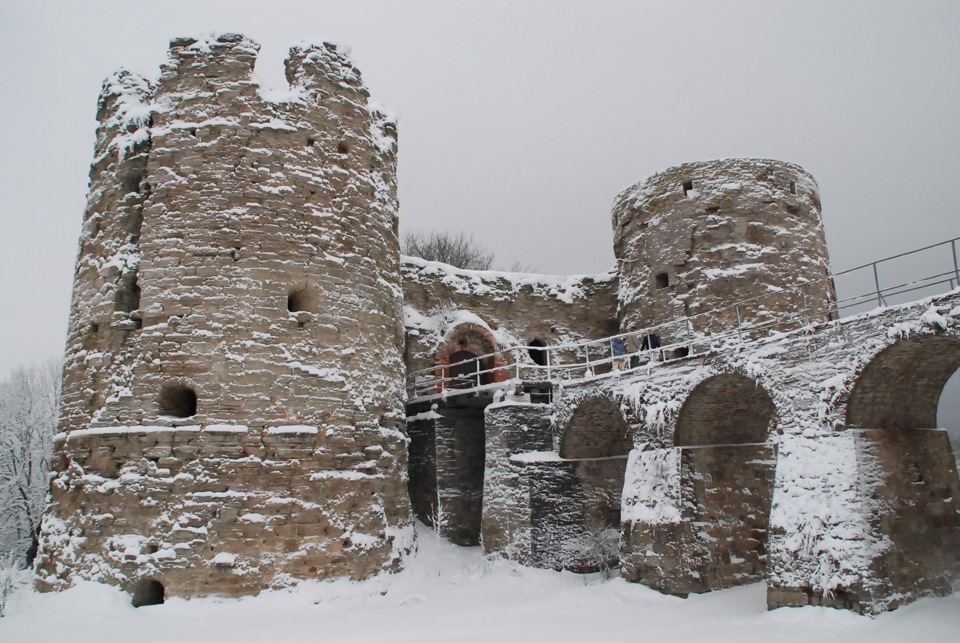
left=735, top=305, right=743, bottom=344
left=546, top=345, right=552, bottom=380
left=872, top=262, right=885, bottom=306
left=801, top=283, right=809, bottom=327
left=952, top=238, right=960, bottom=288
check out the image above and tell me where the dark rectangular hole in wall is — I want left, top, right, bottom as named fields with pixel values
left=655, top=272, right=670, bottom=289
left=789, top=181, right=797, bottom=195
left=682, top=180, right=694, bottom=197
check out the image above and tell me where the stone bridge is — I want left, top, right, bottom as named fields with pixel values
left=408, top=289, right=960, bottom=615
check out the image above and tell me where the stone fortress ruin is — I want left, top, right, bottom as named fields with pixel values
left=36, top=34, right=960, bottom=614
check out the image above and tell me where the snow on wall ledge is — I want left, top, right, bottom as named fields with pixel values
left=538, top=290, right=960, bottom=614
left=401, top=256, right=620, bottom=378
left=38, top=33, right=413, bottom=598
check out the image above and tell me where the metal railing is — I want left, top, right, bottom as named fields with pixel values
left=406, top=236, right=960, bottom=402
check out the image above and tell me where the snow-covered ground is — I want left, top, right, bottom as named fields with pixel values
left=2, top=523, right=958, bottom=643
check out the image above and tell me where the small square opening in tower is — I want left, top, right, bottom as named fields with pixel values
left=655, top=272, right=670, bottom=289
left=789, top=180, right=797, bottom=195
left=682, top=180, right=696, bottom=197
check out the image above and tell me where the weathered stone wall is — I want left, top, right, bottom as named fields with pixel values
left=402, top=258, right=619, bottom=385
left=406, top=400, right=487, bottom=546
left=481, top=402, right=552, bottom=563
left=482, top=401, right=627, bottom=572
left=39, top=34, right=412, bottom=597
left=38, top=425, right=408, bottom=597
left=559, top=289, right=960, bottom=614
left=612, top=159, right=836, bottom=343
left=406, top=408, right=439, bottom=528
left=622, top=445, right=774, bottom=595
left=857, top=429, right=960, bottom=607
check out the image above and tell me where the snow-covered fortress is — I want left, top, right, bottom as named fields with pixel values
left=37, top=34, right=960, bottom=614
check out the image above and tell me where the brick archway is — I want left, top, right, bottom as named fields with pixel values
left=559, top=395, right=632, bottom=459
left=675, top=373, right=776, bottom=446
left=555, top=395, right=632, bottom=572
left=434, top=323, right=508, bottom=389
left=846, top=334, right=960, bottom=430
left=670, top=372, right=776, bottom=592
left=843, top=333, right=960, bottom=601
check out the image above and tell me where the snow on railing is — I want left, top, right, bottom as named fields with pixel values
left=406, top=236, right=960, bottom=402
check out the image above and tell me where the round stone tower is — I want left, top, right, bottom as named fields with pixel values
left=612, top=159, right=835, bottom=342
left=37, top=34, right=412, bottom=598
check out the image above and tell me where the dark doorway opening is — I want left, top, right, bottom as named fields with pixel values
left=131, top=579, right=165, bottom=607
left=449, top=350, right=481, bottom=389
left=528, top=339, right=547, bottom=366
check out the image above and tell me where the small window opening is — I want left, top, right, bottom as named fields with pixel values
left=528, top=339, right=547, bottom=366
left=132, top=579, right=165, bottom=608
left=673, top=346, right=690, bottom=359
left=655, top=272, right=670, bottom=289
left=307, top=137, right=316, bottom=147
left=158, top=384, right=197, bottom=418
left=121, top=168, right=145, bottom=194
left=337, top=141, right=349, bottom=154
left=789, top=181, right=797, bottom=195
left=287, top=286, right=317, bottom=313
left=189, top=128, right=198, bottom=138
left=114, top=274, right=141, bottom=314
left=682, top=180, right=697, bottom=197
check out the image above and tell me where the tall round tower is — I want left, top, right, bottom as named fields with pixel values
left=612, top=159, right=835, bottom=342
left=37, top=34, right=412, bottom=598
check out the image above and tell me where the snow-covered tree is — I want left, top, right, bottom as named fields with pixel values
left=0, top=360, right=61, bottom=567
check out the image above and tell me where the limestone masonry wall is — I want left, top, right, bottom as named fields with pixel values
left=612, top=159, right=836, bottom=342
left=38, top=34, right=412, bottom=598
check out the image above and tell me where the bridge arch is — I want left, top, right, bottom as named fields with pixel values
left=553, top=394, right=633, bottom=572
left=842, top=333, right=960, bottom=600
left=671, top=372, right=777, bottom=592
left=846, top=334, right=960, bottom=430
left=559, top=395, right=633, bottom=459
left=675, top=373, right=777, bottom=446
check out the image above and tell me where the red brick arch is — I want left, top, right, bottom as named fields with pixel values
left=434, top=323, right=509, bottom=390
left=846, top=334, right=960, bottom=430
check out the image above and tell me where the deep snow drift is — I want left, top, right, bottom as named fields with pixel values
left=2, top=523, right=958, bottom=642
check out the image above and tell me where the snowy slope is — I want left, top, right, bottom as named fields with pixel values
left=2, top=523, right=958, bottom=643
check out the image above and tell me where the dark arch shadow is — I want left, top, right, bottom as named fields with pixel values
left=544, top=396, right=632, bottom=573
left=675, top=373, right=776, bottom=446
left=560, top=396, right=632, bottom=459
left=843, top=334, right=960, bottom=605
left=847, top=335, right=960, bottom=430
left=669, top=373, right=776, bottom=594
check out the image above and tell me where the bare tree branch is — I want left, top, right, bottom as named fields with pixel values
left=402, top=230, right=495, bottom=271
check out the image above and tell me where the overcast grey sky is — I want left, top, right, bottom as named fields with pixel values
left=1, top=0, right=959, bottom=422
